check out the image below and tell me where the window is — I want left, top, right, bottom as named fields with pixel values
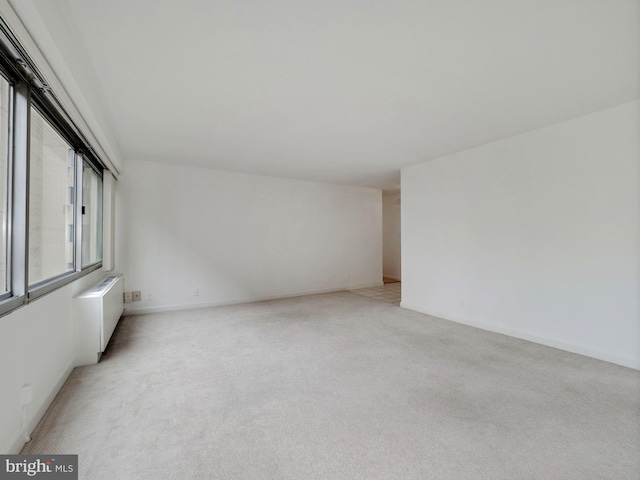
left=0, top=20, right=109, bottom=315
left=28, top=107, right=75, bottom=285
left=81, top=161, right=103, bottom=267
left=0, top=76, right=9, bottom=294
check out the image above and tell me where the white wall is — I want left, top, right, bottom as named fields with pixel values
left=402, top=100, right=640, bottom=369
left=118, top=160, right=382, bottom=314
left=382, top=191, right=401, bottom=280
left=0, top=269, right=107, bottom=454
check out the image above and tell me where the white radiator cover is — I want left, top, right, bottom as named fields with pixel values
left=75, top=275, right=124, bottom=365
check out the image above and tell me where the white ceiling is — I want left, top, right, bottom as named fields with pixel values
left=14, top=0, right=640, bottom=188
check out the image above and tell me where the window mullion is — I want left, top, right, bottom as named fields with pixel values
left=74, top=152, right=82, bottom=271
left=9, top=81, right=28, bottom=302
left=3, top=82, right=13, bottom=295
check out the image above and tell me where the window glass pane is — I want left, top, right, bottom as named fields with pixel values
left=28, top=108, right=75, bottom=284
left=82, top=161, right=102, bottom=266
left=0, top=77, right=9, bottom=292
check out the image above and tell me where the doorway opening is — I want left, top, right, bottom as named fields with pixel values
left=349, top=186, right=401, bottom=305
left=382, top=187, right=401, bottom=284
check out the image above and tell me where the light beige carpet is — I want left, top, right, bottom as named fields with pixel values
left=349, top=282, right=401, bottom=304
left=22, top=291, right=640, bottom=479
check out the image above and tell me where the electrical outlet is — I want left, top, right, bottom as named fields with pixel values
left=124, top=292, right=133, bottom=303
left=21, top=384, right=32, bottom=406
left=133, top=291, right=141, bottom=302
left=193, top=289, right=199, bottom=297
left=147, top=292, right=152, bottom=301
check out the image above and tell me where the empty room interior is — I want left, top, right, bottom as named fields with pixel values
left=0, top=0, right=639, bottom=478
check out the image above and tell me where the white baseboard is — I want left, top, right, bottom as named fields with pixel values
left=6, top=425, right=25, bottom=455
left=124, top=282, right=384, bottom=316
left=8, top=361, right=75, bottom=454
left=400, top=302, right=640, bottom=371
